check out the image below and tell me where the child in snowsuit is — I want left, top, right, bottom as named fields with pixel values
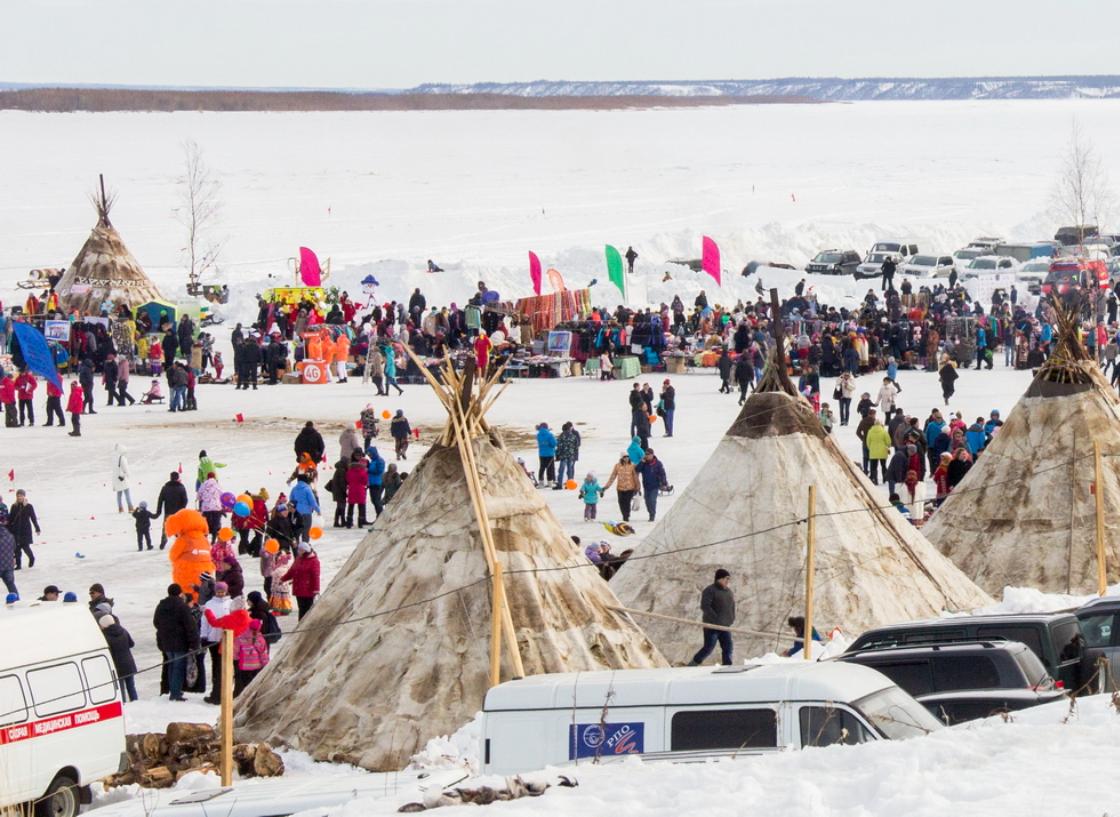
left=578, top=472, right=603, bottom=521
left=132, top=501, right=158, bottom=551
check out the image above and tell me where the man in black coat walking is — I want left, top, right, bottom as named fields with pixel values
left=688, top=568, right=736, bottom=666
left=155, top=472, right=188, bottom=549
left=294, top=421, right=325, bottom=464
left=153, top=583, right=199, bottom=700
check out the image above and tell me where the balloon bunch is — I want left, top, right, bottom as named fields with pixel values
left=215, top=491, right=323, bottom=551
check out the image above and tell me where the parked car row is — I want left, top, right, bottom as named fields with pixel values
left=479, top=597, right=1118, bottom=774
left=804, top=226, right=1120, bottom=288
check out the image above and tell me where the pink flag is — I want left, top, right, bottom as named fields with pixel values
left=299, top=246, right=323, bottom=287
left=701, top=236, right=721, bottom=286
left=529, top=251, right=542, bottom=295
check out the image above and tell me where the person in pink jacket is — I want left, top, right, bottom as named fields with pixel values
left=345, top=454, right=368, bottom=528
left=233, top=619, right=269, bottom=695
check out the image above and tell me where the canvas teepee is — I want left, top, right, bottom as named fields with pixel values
left=55, top=176, right=164, bottom=315
left=235, top=358, right=665, bottom=771
left=613, top=295, right=991, bottom=662
left=924, top=294, right=1120, bottom=595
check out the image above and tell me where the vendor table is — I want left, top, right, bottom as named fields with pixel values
left=613, top=355, right=641, bottom=380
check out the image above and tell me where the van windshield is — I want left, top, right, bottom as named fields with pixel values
left=814, top=252, right=844, bottom=264
left=855, top=686, right=942, bottom=740
left=873, top=243, right=901, bottom=253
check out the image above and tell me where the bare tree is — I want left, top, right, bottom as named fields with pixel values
left=174, top=140, right=223, bottom=293
left=1051, top=121, right=1113, bottom=244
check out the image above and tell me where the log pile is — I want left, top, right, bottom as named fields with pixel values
left=104, top=722, right=284, bottom=789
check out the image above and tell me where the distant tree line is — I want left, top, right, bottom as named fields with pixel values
left=0, top=88, right=816, bottom=113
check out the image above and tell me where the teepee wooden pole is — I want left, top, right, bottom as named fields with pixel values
left=804, top=484, right=817, bottom=661
left=1095, top=441, right=1107, bottom=596
left=489, top=561, right=506, bottom=686
left=415, top=349, right=524, bottom=680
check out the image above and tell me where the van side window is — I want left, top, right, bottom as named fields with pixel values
left=0, top=675, right=28, bottom=726
left=931, top=656, right=1000, bottom=691
left=869, top=661, right=934, bottom=696
left=670, top=708, right=777, bottom=751
left=27, top=663, right=87, bottom=717
left=800, top=706, right=873, bottom=747
left=82, top=656, right=117, bottom=705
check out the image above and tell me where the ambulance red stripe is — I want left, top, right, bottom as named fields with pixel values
left=0, top=701, right=123, bottom=745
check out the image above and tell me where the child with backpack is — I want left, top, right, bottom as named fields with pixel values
left=233, top=618, right=270, bottom=696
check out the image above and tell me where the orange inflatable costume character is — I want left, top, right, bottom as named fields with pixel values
left=166, top=509, right=216, bottom=595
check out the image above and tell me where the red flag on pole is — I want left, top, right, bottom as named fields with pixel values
left=529, top=251, right=542, bottom=296
left=7, top=469, right=13, bottom=482
left=701, top=236, right=721, bottom=286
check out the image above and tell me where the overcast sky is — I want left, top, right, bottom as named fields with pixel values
left=5, top=0, right=1119, bottom=89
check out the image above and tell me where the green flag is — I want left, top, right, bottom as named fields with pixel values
left=605, top=244, right=625, bottom=297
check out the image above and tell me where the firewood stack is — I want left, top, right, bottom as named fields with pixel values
left=104, top=722, right=284, bottom=789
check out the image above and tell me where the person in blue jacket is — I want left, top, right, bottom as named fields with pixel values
left=366, top=447, right=386, bottom=518
left=635, top=449, right=668, bottom=522
left=782, top=616, right=823, bottom=657
left=536, top=422, right=557, bottom=486
left=289, top=474, right=320, bottom=542
left=965, top=417, right=987, bottom=456
left=983, top=409, right=1004, bottom=438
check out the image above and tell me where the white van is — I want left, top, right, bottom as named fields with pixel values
left=480, top=662, right=941, bottom=775
left=1, top=604, right=128, bottom=817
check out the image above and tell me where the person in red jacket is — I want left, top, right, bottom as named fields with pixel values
left=280, top=542, right=320, bottom=620
left=66, top=381, right=85, bottom=437
left=0, top=371, right=16, bottom=428
left=14, top=371, right=36, bottom=427
left=44, top=378, right=65, bottom=428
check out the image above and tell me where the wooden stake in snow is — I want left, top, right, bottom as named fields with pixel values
left=1096, top=441, right=1107, bottom=597
left=220, top=628, right=234, bottom=786
left=804, top=484, right=816, bottom=661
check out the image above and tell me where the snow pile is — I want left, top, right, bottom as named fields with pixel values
left=408, top=714, right=482, bottom=773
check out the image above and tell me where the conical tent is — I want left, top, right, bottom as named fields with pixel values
left=235, top=361, right=665, bottom=771
left=924, top=296, right=1120, bottom=594
left=55, top=177, right=164, bottom=315
left=613, top=304, right=991, bottom=662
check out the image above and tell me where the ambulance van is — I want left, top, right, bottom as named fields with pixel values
left=1, top=603, right=127, bottom=816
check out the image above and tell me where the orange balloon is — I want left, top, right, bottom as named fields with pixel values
left=309, top=526, right=323, bottom=541
left=564, top=480, right=577, bottom=490
left=264, top=538, right=280, bottom=554
left=649, top=414, right=658, bottom=423
left=381, top=410, right=391, bottom=420
left=217, top=527, right=234, bottom=542
left=236, top=493, right=252, bottom=506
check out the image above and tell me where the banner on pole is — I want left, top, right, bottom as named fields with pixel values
left=529, top=251, right=542, bottom=296
left=701, top=236, right=721, bottom=286
left=605, top=245, right=625, bottom=297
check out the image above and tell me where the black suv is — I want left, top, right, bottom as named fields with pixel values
left=805, top=249, right=861, bottom=276
left=837, top=642, right=1065, bottom=725
left=845, top=613, right=1085, bottom=691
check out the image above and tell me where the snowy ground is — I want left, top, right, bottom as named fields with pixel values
left=3, top=99, right=1120, bottom=815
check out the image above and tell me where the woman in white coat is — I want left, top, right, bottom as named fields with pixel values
left=112, top=443, right=134, bottom=513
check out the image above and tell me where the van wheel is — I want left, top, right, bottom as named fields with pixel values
left=35, top=774, right=79, bottom=817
